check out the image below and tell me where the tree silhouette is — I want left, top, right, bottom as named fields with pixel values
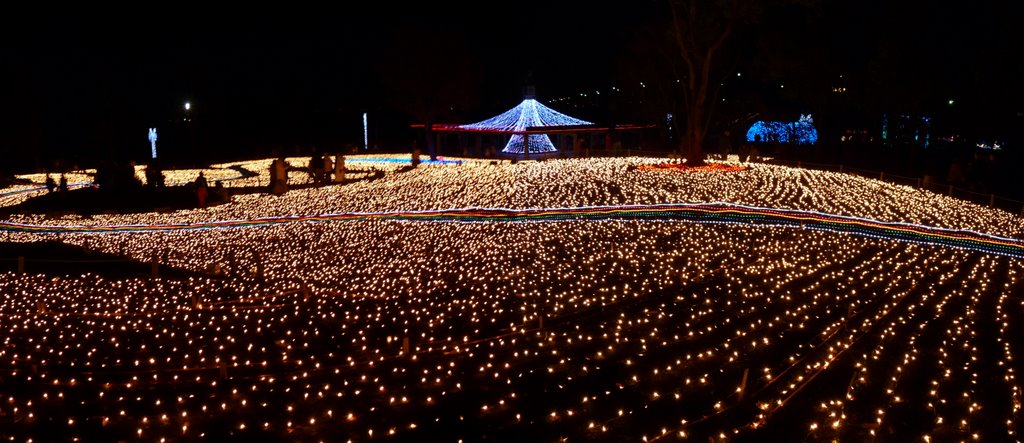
left=663, top=0, right=814, bottom=164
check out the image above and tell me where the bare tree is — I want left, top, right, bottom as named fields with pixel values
left=667, top=0, right=812, bottom=164
left=667, top=0, right=746, bottom=164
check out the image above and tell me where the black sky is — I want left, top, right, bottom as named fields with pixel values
left=0, top=2, right=1020, bottom=168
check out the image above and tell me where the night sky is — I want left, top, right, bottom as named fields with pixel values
left=1, top=2, right=1020, bottom=169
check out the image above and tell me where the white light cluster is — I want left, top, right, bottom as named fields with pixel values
left=0, top=156, right=1020, bottom=441
left=149, top=128, right=158, bottom=159
left=457, top=99, right=592, bottom=154
left=7, top=157, right=1018, bottom=238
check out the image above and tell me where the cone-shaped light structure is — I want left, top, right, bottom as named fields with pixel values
left=457, top=99, right=592, bottom=154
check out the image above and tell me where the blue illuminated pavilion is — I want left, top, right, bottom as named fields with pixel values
left=455, top=98, right=593, bottom=155
left=433, top=91, right=595, bottom=158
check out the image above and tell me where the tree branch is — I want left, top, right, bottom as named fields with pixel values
left=669, top=0, right=697, bottom=99
left=699, top=20, right=736, bottom=135
left=704, top=55, right=741, bottom=136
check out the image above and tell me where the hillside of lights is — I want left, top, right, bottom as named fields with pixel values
left=1, top=155, right=1022, bottom=441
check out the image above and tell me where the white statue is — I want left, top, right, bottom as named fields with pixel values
left=148, top=128, right=158, bottom=159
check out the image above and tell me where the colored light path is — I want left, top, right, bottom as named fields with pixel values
left=1, top=171, right=249, bottom=205
left=0, top=183, right=92, bottom=204
left=347, top=157, right=464, bottom=165
left=2, top=203, right=1022, bottom=259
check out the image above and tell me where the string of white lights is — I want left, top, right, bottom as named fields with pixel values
left=458, top=99, right=592, bottom=153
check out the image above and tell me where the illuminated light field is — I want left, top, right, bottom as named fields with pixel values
left=1, top=204, right=1022, bottom=259
left=5, top=156, right=1018, bottom=238
left=0, top=157, right=1022, bottom=441
left=637, top=163, right=749, bottom=173
left=1, top=171, right=97, bottom=207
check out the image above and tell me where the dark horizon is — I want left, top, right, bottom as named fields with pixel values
left=1, top=2, right=1021, bottom=170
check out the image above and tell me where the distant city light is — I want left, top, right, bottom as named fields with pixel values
left=948, top=99, right=955, bottom=106
left=882, top=114, right=888, bottom=141
left=184, top=101, right=191, bottom=111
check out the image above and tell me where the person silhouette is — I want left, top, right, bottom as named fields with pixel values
left=194, top=172, right=209, bottom=208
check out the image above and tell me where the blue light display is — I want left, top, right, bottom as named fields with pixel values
left=458, top=98, right=592, bottom=154
left=347, top=157, right=463, bottom=165
left=746, top=114, right=818, bottom=145
left=148, top=128, right=158, bottom=159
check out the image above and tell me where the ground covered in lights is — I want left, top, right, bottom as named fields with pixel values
left=1, top=155, right=1022, bottom=442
